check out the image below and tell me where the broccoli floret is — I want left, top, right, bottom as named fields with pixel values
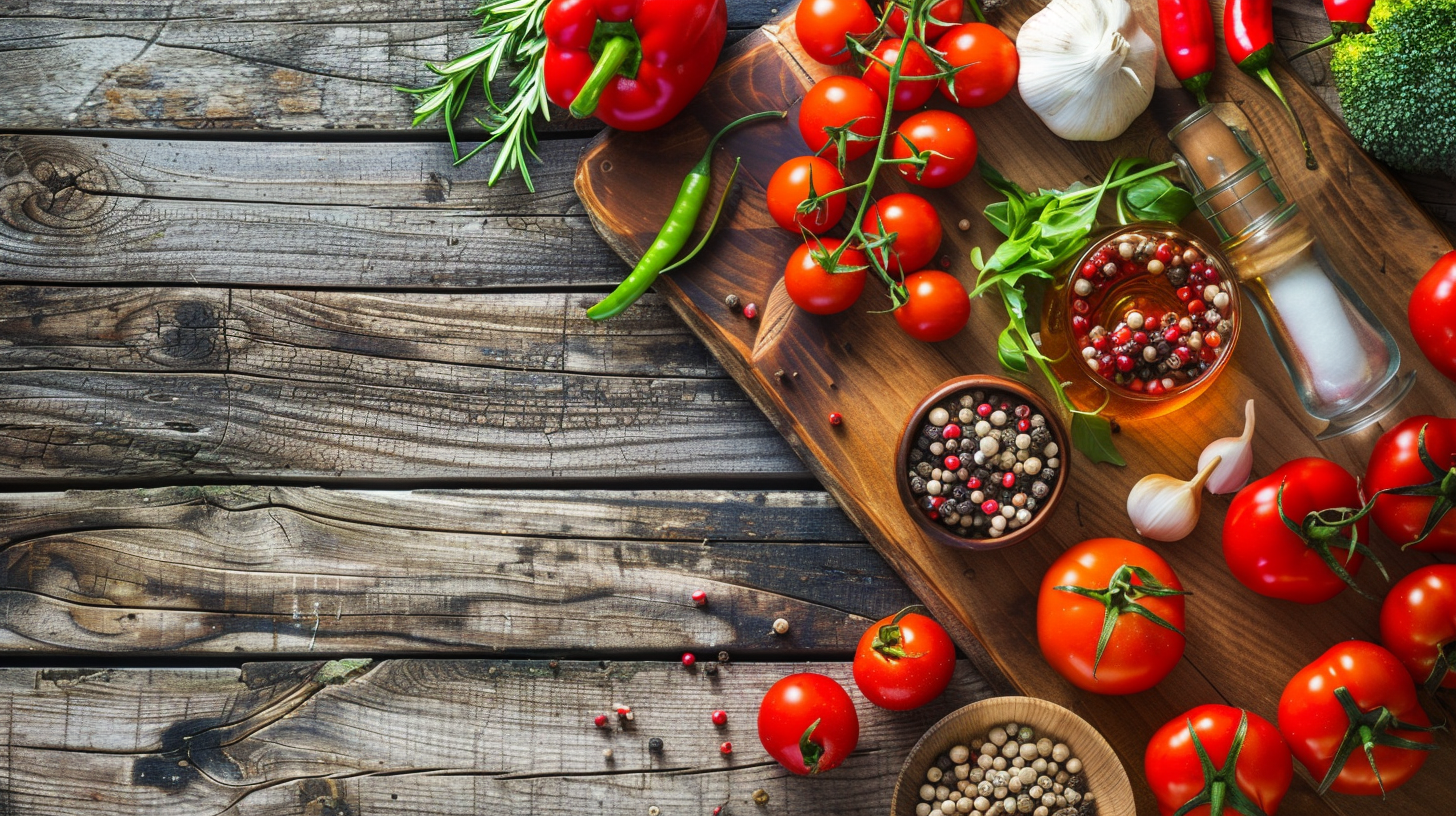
left=1328, top=0, right=1456, bottom=178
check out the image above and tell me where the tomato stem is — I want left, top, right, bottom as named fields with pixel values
left=1315, top=686, right=1439, bottom=796
left=1054, top=564, right=1189, bottom=679
left=1424, top=641, right=1456, bottom=696
left=1170, top=710, right=1274, bottom=816
left=799, top=718, right=825, bottom=774
left=1363, top=424, right=1456, bottom=549
left=871, top=605, right=930, bottom=659
left=1274, top=480, right=1387, bottom=600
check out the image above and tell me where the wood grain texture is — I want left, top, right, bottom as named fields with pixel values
left=575, top=5, right=1456, bottom=814
left=0, top=485, right=906, bottom=654
left=0, top=0, right=775, bottom=131
left=0, top=659, right=994, bottom=815
left=0, top=286, right=802, bottom=480
left=0, top=135, right=634, bottom=288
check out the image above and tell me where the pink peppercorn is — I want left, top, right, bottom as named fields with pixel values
left=1001, top=472, right=1016, bottom=489
left=981, top=499, right=1000, bottom=515
left=691, top=589, right=708, bottom=606
left=711, top=710, right=728, bottom=726
left=940, top=423, right=961, bottom=439
left=595, top=714, right=608, bottom=728
left=976, top=403, right=992, bottom=417
left=828, top=412, right=843, bottom=426
left=720, top=742, right=733, bottom=755
left=944, top=455, right=961, bottom=470
left=682, top=653, right=696, bottom=668
left=742, top=303, right=758, bottom=319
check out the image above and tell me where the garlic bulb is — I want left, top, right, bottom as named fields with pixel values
left=1014, top=0, right=1158, bottom=141
left=1127, top=456, right=1221, bottom=542
left=1199, top=400, right=1256, bottom=494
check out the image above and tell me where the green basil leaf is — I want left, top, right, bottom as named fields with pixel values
left=1071, top=412, right=1126, bottom=467
left=1124, top=177, right=1195, bottom=224
left=997, top=324, right=1029, bottom=372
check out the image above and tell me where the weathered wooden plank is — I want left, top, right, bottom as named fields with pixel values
left=0, top=134, right=633, bottom=287
left=0, top=287, right=721, bottom=378
left=0, top=485, right=906, bottom=655
left=0, top=659, right=994, bottom=815
left=0, top=0, right=777, bottom=132
left=0, top=285, right=801, bottom=480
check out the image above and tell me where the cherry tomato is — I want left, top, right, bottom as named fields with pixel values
left=1145, top=705, right=1293, bottom=816
left=766, top=156, right=847, bottom=234
left=890, top=110, right=976, bottom=188
left=1222, top=458, right=1372, bottom=604
left=934, top=22, right=1019, bottom=108
left=784, top=239, right=867, bottom=315
left=1410, top=251, right=1456, bottom=383
left=799, top=76, right=885, bottom=163
left=1277, top=641, right=1434, bottom=796
left=1365, top=415, right=1456, bottom=553
left=885, top=0, right=963, bottom=41
left=1036, top=538, right=1186, bottom=695
left=862, top=38, right=937, bottom=111
left=894, top=270, right=969, bottom=342
left=852, top=607, right=955, bottom=710
left=757, top=673, right=860, bottom=774
left=1379, top=564, right=1456, bottom=692
left=794, top=0, right=878, bottom=66
left=861, top=193, right=942, bottom=276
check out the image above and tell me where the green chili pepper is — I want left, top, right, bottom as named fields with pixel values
left=586, top=109, right=786, bottom=321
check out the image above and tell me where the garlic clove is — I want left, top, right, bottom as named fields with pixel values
left=1126, top=456, right=1221, bottom=542
left=1199, top=399, right=1256, bottom=494
left=1014, top=0, right=1157, bottom=142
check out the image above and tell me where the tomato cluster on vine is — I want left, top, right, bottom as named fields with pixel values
left=767, top=0, right=1018, bottom=342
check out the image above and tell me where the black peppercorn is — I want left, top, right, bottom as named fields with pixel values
left=649, top=737, right=663, bottom=752
left=922, top=424, right=942, bottom=442
left=910, top=477, right=927, bottom=495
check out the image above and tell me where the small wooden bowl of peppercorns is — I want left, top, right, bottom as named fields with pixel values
left=890, top=696, right=1135, bottom=816
left=896, top=376, right=1071, bottom=551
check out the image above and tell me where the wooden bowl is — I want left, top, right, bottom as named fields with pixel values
left=895, top=375, right=1072, bottom=551
left=890, top=696, right=1135, bottom=816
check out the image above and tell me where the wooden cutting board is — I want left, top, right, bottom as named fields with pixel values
left=576, top=2, right=1456, bottom=812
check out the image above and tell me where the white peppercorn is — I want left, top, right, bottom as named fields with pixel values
left=974, top=797, right=991, bottom=812
left=955, top=798, right=972, bottom=814
left=950, top=745, right=971, bottom=764
left=1051, top=743, right=1069, bottom=763
left=1017, top=767, right=1037, bottom=785
left=917, top=804, right=932, bottom=816
left=1036, top=738, right=1052, bottom=757
left=1040, top=793, right=1056, bottom=807
left=982, top=740, right=1000, bottom=755
left=1008, top=777, right=1022, bottom=794
left=940, top=800, right=956, bottom=815
left=1034, top=808, right=1049, bottom=816
left=978, top=755, right=995, bottom=770
left=1032, top=759, right=1047, bottom=773
left=992, top=757, right=1008, bottom=771
left=921, top=784, right=936, bottom=801
left=936, top=785, right=950, bottom=800
left=927, top=767, right=943, bottom=783
left=955, top=764, right=970, bottom=780
left=1018, top=742, right=1039, bottom=761
left=978, top=781, right=994, bottom=797
left=1055, top=770, right=1069, bottom=785
left=1064, top=757, right=1081, bottom=775
left=1011, top=757, right=1025, bottom=769
left=1001, top=741, right=1019, bottom=759
left=969, top=768, right=985, bottom=784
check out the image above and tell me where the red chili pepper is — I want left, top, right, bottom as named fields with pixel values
left=1291, top=0, right=1375, bottom=59
left=1156, top=0, right=1216, bottom=107
left=1223, top=0, right=1318, bottom=170
left=543, top=0, right=727, bottom=131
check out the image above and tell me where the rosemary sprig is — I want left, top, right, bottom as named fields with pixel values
left=396, top=0, right=554, bottom=191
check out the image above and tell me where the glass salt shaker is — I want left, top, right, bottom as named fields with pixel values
left=1167, top=105, right=1413, bottom=438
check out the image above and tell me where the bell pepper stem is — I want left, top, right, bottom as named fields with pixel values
left=571, top=36, right=635, bottom=120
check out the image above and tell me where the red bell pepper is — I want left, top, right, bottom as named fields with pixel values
left=1291, top=0, right=1375, bottom=58
left=1156, top=0, right=1216, bottom=107
left=543, top=0, right=727, bottom=131
left=1224, top=0, right=1317, bottom=170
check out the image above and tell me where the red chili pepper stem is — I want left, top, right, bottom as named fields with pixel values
left=571, top=35, right=637, bottom=120
left=1238, top=48, right=1318, bottom=171
left=1288, top=22, right=1366, bottom=60
left=1183, top=73, right=1212, bottom=109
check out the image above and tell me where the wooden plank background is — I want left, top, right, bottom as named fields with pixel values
left=2, top=0, right=1454, bottom=813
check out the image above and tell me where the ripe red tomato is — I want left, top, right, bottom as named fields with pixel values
left=1410, top=251, right=1456, bottom=383
left=861, top=193, right=942, bottom=276
left=934, top=22, right=1019, bottom=108
left=799, top=76, right=885, bottom=163
left=1277, top=641, right=1435, bottom=795
left=862, top=38, right=937, bottom=111
left=757, top=673, right=860, bottom=775
left=766, top=156, right=847, bottom=234
left=1365, top=415, right=1456, bottom=553
left=1145, top=705, right=1293, bottom=816
left=885, top=0, right=962, bottom=41
left=894, top=270, right=969, bottom=342
left=852, top=607, right=955, bottom=710
left=794, top=0, right=878, bottom=66
left=1036, top=537, right=1187, bottom=695
left=890, top=110, right=976, bottom=188
left=1379, top=564, right=1456, bottom=692
left=784, top=239, right=867, bottom=315
left=1221, top=458, right=1372, bottom=604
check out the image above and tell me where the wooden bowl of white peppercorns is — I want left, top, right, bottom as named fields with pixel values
left=890, top=696, right=1134, bottom=816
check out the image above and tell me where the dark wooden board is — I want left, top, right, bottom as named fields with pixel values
left=0, top=659, right=993, bottom=815
left=575, top=3, right=1456, bottom=813
left=0, top=485, right=915, bottom=655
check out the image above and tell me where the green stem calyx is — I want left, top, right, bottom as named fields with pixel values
left=871, top=605, right=929, bottom=659
left=1315, top=686, right=1438, bottom=796
left=1275, top=480, right=1388, bottom=600
left=1424, top=640, right=1456, bottom=696
left=570, top=23, right=642, bottom=119
left=1171, top=710, right=1271, bottom=816
left=799, top=718, right=826, bottom=774
left=1369, top=424, right=1456, bottom=549
left=1054, top=564, right=1189, bottom=678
